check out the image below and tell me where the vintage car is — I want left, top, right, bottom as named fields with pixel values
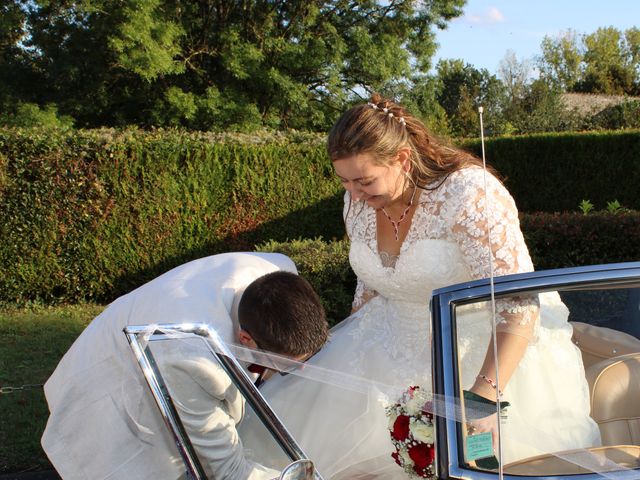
left=125, top=261, right=640, bottom=479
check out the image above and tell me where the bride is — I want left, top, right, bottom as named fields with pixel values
left=243, top=95, right=601, bottom=478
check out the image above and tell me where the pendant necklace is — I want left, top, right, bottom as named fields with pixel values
left=381, top=186, right=418, bottom=241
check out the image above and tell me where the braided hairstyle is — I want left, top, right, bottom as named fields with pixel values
left=327, top=93, right=486, bottom=190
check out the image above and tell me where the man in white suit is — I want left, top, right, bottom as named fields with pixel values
left=41, top=252, right=328, bottom=480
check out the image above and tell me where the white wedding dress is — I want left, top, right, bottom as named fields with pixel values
left=242, top=167, right=601, bottom=478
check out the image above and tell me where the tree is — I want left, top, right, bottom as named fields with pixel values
left=625, top=27, right=640, bottom=95
left=0, top=1, right=31, bottom=109
left=434, top=59, right=507, bottom=137
left=399, top=76, right=450, bottom=136
left=577, top=27, right=634, bottom=94
left=538, top=27, right=639, bottom=96
left=537, top=30, right=582, bottom=91
left=1, top=0, right=466, bottom=131
left=498, top=50, right=532, bottom=105
left=0, top=1, right=25, bottom=54
left=510, top=80, right=581, bottom=134
left=624, top=27, right=640, bottom=72
left=0, top=103, right=74, bottom=129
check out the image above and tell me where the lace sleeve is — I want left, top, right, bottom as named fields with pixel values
left=351, top=278, right=376, bottom=311
left=343, top=191, right=377, bottom=311
left=447, top=169, right=537, bottom=339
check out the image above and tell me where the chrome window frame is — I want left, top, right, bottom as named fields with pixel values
left=430, top=261, right=640, bottom=480
left=124, top=323, right=321, bottom=480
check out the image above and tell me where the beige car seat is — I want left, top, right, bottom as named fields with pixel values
left=571, top=321, right=640, bottom=368
left=586, top=353, right=640, bottom=446
left=504, top=325, right=640, bottom=475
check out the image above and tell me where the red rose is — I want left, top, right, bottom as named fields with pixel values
left=391, top=414, right=410, bottom=440
left=408, top=444, right=435, bottom=469
left=391, top=451, right=401, bottom=466
left=413, top=464, right=430, bottom=477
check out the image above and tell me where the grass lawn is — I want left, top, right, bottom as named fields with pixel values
left=0, top=303, right=104, bottom=474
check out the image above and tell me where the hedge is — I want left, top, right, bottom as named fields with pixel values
left=522, top=211, right=640, bottom=270
left=256, top=239, right=354, bottom=326
left=1, top=127, right=639, bottom=304
left=461, top=129, right=640, bottom=212
left=0, top=128, right=343, bottom=303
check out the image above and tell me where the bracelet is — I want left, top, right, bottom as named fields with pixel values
left=477, top=374, right=503, bottom=397
left=463, top=390, right=510, bottom=420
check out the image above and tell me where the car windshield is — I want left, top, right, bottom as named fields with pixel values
left=127, top=323, right=437, bottom=479
left=126, top=325, right=307, bottom=479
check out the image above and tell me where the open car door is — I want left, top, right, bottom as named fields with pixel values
left=124, top=323, right=320, bottom=480
left=431, top=261, right=640, bottom=479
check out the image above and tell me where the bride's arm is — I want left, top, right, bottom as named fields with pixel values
left=449, top=169, right=537, bottom=400
left=351, top=278, right=377, bottom=313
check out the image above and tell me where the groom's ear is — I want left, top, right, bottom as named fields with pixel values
left=238, top=329, right=259, bottom=349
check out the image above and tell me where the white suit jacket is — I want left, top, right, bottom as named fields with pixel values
left=41, top=252, right=296, bottom=480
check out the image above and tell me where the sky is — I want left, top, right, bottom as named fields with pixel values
left=432, top=0, right=640, bottom=76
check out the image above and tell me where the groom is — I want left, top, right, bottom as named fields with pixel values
left=41, top=252, right=328, bottom=480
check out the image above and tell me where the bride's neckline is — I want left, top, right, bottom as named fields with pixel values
left=373, top=188, right=426, bottom=264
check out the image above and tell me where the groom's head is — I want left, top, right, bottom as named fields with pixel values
left=237, top=271, right=328, bottom=358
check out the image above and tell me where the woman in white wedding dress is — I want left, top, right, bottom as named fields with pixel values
left=246, top=95, right=601, bottom=478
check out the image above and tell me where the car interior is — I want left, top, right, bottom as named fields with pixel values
left=501, top=287, right=640, bottom=476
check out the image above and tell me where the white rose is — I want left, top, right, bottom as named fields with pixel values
left=405, top=395, right=424, bottom=416
left=410, top=421, right=434, bottom=444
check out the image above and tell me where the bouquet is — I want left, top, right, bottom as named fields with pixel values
left=385, top=385, right=435, bottom=479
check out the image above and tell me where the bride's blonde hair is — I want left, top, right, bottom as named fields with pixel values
left=327, top=93, right=487, bottom=189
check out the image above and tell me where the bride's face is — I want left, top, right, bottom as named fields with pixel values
left=333, top=152, right=405, bottom=208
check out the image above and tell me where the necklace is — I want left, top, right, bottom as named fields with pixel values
left=381, top=187, right=417, bottom=241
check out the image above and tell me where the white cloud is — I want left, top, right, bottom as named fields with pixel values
left=486, top=6, right=505, bottom=22
left=466, top=6, right=506, bottom=25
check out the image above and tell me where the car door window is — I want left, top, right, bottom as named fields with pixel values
left=451, top=281, right=640, bottom=477
left=126, top=325, right=309, bottom=480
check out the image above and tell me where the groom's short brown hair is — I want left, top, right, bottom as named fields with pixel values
left=238, top=271, right=328, bottom=356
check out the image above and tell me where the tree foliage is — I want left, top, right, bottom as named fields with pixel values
left=538, top=27, right=640, bottom=96
left=4, top=5, right=640, bottom=136
left=0, top=0, right=466, bottom=130
left=0, top=103, right=75, bottom=129
left=434, top=59, right=507, bottom=137
left=538, top=30, right=583, bottom=91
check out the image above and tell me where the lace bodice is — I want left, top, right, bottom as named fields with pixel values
left=345, top=167, right=536, bottom=338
